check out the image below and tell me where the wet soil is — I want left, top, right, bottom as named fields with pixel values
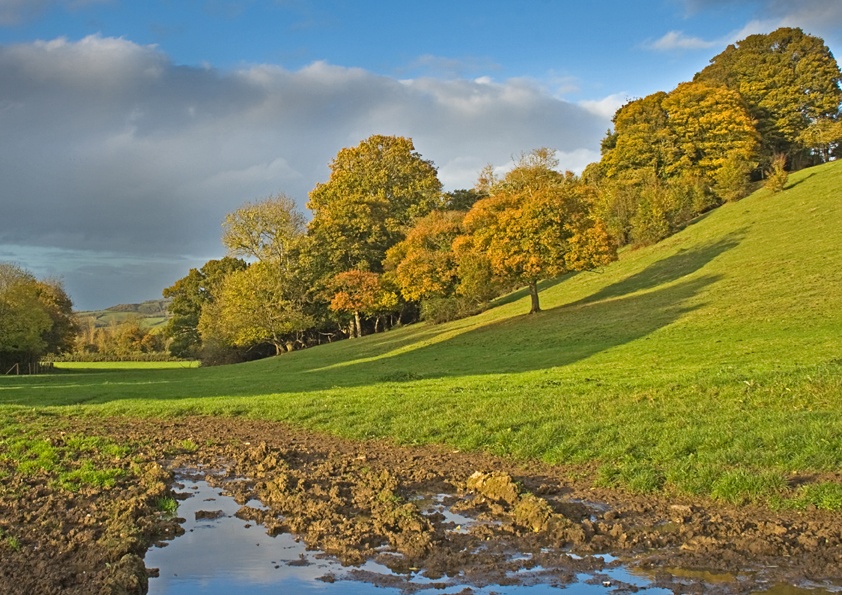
left=1, top=416, right=841, bottom=594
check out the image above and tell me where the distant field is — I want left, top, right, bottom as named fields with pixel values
left=75, top=299, right=170, bottom=330
left=53, top=361, right=200, bottom=370
left=2, top=161, right=841, bottom=507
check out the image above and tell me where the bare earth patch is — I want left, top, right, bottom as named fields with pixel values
left=1, top=416, right=841, bottom=593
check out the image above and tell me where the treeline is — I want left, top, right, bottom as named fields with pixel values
left=164, top=144, right=617, bottom=364
left=164, top=27, right=841, bottom=365
left=0, top=263, right=76, bottom=373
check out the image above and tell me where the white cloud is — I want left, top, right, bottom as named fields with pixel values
left=0, top=35, right=609, bottom=308
left=658, top=1, right=842, bottom=54
left=579, top=93, right=631, bottom=120
left=647, top=30, right=721, bottom=51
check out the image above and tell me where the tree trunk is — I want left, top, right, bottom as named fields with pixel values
left=529, top=281, right=541, bottom=314
left=354, top=310, right=362, bottom=338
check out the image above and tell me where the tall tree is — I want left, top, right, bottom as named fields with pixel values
left=694, top=27, right=842, bottom=165
left=463, top=149, right=617, bottom=314
left=307, top=135, right=443, bottom=275
left=222, top=194, right=306, bottom=266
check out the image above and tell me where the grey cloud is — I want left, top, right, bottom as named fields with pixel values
left=0, top=36, right=608, bottom=308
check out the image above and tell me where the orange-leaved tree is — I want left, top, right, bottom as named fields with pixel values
left=329, top=270, right=398, bottom=338
left=462, top=149, right=617, bottom=314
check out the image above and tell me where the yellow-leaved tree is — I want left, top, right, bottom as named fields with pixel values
left=462, top=149, right=617, bottom=314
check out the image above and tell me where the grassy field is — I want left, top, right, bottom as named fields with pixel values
left=2, top=161, right=841, bottom=507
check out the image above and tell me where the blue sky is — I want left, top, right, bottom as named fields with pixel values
left=0, top=0, right=840, bottom=309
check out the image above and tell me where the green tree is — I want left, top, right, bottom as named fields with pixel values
left=307, top=135, right=443, bottom=275
left=463, top=149, right=617, bottom=314
left=200, top=262, right=314, bottom=355
left=694, top=27, right=842, bottom=166
left=0, top=263, right=76, bottom=371
left=163, top=257, right=247, bottom=358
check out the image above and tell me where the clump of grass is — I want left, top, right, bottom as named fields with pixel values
left=710, top=469, right=788, bottom=505
left=779, top=482, right=842, bottom=511
left=58, top=461, right=123, bottom=492
left=155, top=496, right=178, bottom=515
left=0, top=529, right=21, bottom=552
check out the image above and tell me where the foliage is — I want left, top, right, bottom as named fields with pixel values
left=307, top=135, right=443, bottom=274
left=222, top=194, right=306, bottom=265
left=463, top=149, right=617, bottom=313
left=384, top=210, right=465, bottom=303
left=765, top=153, right=789, bottom=193
left=0, top=263, right=77, bottom=372
left=329, top=270, right=398, bottom=337
left=200, top=262, right=314, bottom=355
left=694, top=27, right=842, bottom=164
left=162, top=257, right=247, bottom=358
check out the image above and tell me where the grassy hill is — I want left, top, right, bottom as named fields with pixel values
left=4, top=160, right=841, bottom=506
left=75, top=299, right=171, bottom=331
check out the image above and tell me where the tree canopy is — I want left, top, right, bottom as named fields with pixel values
left=307, top=135, right=443, bottom=274
left=694, top=27, right=842, bottom=164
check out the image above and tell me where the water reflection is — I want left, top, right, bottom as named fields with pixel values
left=145, top=476, right=672, bottom=594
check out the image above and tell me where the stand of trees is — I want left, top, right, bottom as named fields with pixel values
left=0, top=263, right=77, bottom=373
left=156, top=27, right=839, bottom=365
left=586, top=27, right=841, bottom=247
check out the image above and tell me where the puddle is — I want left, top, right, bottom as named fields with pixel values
left=146, top=474, right=841, bottom=595
left=146, top=475, right=674, bottom=594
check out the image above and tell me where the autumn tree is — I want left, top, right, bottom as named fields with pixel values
left=328, top=270, right=398, bottom=338
left=463, top=149, right=617, bottom=314
left=384, top=210, right=465, bottom=303
left=307, top=135, right=443, bottom=275
left=194, top=195, right=319, bottom=358
left=222, top=194, right=305, bottom=266
left=0, top=263, right=77, bottom=371
left=163, top=256, right=247, bottom=358
left=694, top=27, right=842, bottom=166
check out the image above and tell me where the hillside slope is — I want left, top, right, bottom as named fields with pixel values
left=5, top=160, right=842, bottom=503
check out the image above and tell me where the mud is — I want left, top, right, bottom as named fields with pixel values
left=1, top=415, right=841, bottom=594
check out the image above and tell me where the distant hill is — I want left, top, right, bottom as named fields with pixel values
left=76, top=299, right=171, bottom=330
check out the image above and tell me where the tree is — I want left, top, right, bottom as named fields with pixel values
left=328, top=270, right=398, bottom=338
left=384, top=210, right=465, bottom=303
left=200, top=262, right=314, bottom=355
left=307, top=135, right=443, bottom=274
left=0, top=263, right=77, bottom=371
left=694, top=27, right=842, bottom=166
left=163, top=257, right=247, bottom=358
left=660, top=81, right=759, bottom=183
left=462, top=149, right=617, bottom=314
left=222, top=194, right=305, bottom=266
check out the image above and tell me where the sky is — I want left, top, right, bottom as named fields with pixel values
left=0, top=0, right=840, bottom=310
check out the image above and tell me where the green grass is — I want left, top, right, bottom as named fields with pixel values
left=53, top=361, right=200, bottom=370
left=2, top=160, right=842, bottom=506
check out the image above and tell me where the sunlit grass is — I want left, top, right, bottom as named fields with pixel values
left=2, top=161, right=842, bottom=506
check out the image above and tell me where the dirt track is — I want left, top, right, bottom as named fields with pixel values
left=1, top=416, right=841, bottom=594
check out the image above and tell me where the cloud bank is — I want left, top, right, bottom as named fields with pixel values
left=0, top=35, right=608, bottom=308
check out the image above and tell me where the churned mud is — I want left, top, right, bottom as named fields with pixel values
left=1, top=416, right=841, bottom=594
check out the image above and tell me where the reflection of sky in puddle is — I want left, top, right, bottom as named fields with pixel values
left=146, top=477, right=834, bottom=595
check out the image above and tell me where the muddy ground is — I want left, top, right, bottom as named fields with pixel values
left=1, top=416, right=841, bottom=594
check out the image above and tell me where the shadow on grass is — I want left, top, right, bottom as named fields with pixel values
left=0, top=272, right=721, bottom=407
left=570, top=232, right=744, bottom=307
